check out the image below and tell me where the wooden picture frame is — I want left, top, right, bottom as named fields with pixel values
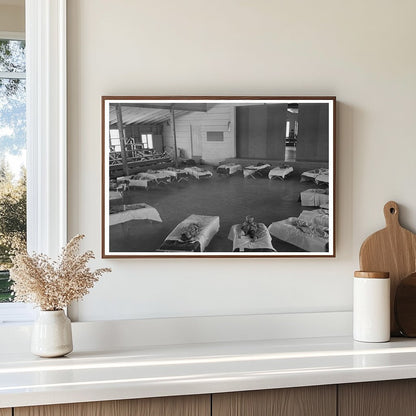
left=102, top=96, right=336, bottom=258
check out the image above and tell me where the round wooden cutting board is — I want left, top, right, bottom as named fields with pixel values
left=359, top=201, right=416, bottom=336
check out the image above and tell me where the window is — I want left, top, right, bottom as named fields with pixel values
left=0, top=0, right=67, bottom=323
left=141, top=133, right=153, bottom=149
left=206, top=131, right=224, bottom=142
left=0, top=37, right=27, bottom=305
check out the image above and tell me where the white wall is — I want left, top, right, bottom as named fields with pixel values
left=163, top=104, right=236, bottom=165
left=67, top=0, right=416, bottom=322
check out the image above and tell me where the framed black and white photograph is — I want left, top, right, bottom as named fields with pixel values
left=102, top=96, right=336, bottom=257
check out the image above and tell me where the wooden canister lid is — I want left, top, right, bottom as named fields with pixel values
left=354, top=271, right=390, bottom=279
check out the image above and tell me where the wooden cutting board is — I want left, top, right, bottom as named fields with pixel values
left=359, top=201, right=416, bottom=335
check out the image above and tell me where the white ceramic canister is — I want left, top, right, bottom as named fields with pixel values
left=353, top=271, right=390, bottom=342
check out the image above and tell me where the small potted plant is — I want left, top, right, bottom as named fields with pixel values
left=10, top=234, right=111, bottom=357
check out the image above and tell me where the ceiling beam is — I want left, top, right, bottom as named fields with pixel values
left=115, top=103, right=208, bottom=112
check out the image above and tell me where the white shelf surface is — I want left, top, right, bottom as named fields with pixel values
left=2, top=336, right=416, bottom=408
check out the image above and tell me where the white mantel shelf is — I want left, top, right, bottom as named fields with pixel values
left=2, top=336, right=416, bottom=408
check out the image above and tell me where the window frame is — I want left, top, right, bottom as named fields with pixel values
left=0, top=0, right=67, bottom=323
left=26, top=0, right=67, bottom=258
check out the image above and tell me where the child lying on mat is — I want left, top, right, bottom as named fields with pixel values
left=180, top=223, right=200, bottom=242
left=240, top=216, right=267, bottom=241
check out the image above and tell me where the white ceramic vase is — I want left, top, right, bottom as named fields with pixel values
left=31, top=310, right=73, bottom=357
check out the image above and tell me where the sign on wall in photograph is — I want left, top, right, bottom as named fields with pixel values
left=102, top=96, right=336, bottom=258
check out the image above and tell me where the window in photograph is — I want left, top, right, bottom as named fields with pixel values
left=207, top=131, right=224, bottom=142
left=141, top=133, right=153, bottom=149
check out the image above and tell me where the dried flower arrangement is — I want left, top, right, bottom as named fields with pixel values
left=10, top=234, right=111, bottom=311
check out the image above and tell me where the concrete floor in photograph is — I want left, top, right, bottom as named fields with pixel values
left=109, top=162, right=329, bottom=253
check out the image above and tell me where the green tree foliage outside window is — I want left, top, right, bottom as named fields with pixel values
left=0, top=162, right=26, bottom=302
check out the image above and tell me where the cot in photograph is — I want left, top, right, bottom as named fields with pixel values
left=141, top=170, right=173, bottom=184
left=158, top=167, right=189, bottom=181
left=228, top=223, right=276, bottom=252
left=315, top=169, right=329, bottom=184
left=300, top=188, right=329, bottom=207
left=268, top=209, right=329, bottom=252
left=109, top=190, right=123, bottom=205
left=216, top=163, right=243, bottom=176
left=117, top=175, right=155, bottom=190
left=243, top=163, right=272, bottom=178
left=109, top=203, right=162, bottom=226
left=268, top=165, right=294, bottom=180
left=184, top=166, right=213, bottom=179
left=158, top=214, right=220, bottom=252
left=300, top=168, right=329, bottom=185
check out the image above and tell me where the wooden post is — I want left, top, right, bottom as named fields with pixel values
left=170, top=106, right=179, bottom=168
left=190, top=124, right=194, bottom=157
left=115, top=104, right=129, bottom=176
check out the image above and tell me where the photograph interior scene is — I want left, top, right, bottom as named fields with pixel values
left=104, top=99, right=334, bottom=256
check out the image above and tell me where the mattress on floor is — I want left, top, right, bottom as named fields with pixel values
left=109, top=203, right=162, bottom=226
left=217, top=163, right=243, bottom=175
left=268, top=165, right=294, bottom=180
left=184, top=167, right=213, bottom=179
left=159, top=214, right=220, bottom=252
left=268, top=210, right=329, bottom=252
left=228, top=223, right=276, bottom=252
left=300, top=188, right=329, bottom=207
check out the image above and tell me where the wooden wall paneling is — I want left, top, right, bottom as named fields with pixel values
left=248, top=105, right=267, bottom=159
left=153, top=134, right=163, bottom=153
left=212, top=386, right=336, bottom=416
left=191, top=124, right=202, bottom=157
left=15, top=394, right=210, bottom=416
left=266, top=104, right=287, bottom=160
left=0, top=409, right=12, bottom=416
left=236, top=106, right=249, bottom=158
left=297, top=103, right=329, bottom=163
left=338, top=380, right=416, bottom=416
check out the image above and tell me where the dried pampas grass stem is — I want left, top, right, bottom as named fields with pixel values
left=10, top=234, right=111, bottom=311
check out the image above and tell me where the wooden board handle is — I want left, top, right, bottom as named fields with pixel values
left=384, top=201, right=400, bottom=228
